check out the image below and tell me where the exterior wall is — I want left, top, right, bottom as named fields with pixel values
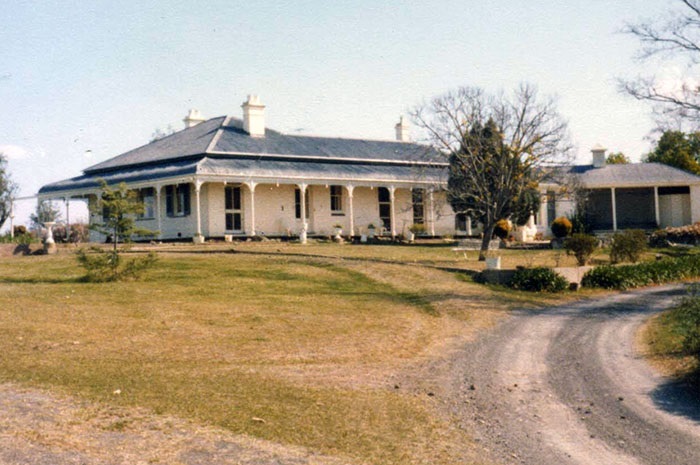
left=432, top=191, right=457, bottom=235
left=159, top=183, right=196, bottom=240
left=659, top=194, right=691, bottom=227
left=691, top=185, right=700, bottom=224
left=249, top=184, right=299, bottom=236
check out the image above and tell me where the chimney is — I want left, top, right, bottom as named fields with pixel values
left=591, top=144, right=607, bottom=168
left=241, top=95, right=266, bottom=137
left=395, top=115, right=410, bottom=142
left=183, top=109, right=205, bottom=128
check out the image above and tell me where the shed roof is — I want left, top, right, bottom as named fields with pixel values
left=568, top=162, right=700, bottom=188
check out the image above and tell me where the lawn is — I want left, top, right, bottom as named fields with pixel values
left=0, top=243, right=594, bottom=464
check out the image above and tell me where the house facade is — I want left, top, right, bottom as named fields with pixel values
left=39, top=97, right=461, bottom=242
left=39, top=97, right=700, bottom=242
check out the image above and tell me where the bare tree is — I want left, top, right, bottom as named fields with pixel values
left=412, top=84, right=572, bottom=260
left=620, top=1, right=700, bottom=126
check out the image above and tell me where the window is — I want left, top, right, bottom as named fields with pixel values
left=225, top=186, right=243, bottom=231
left=165, top=184, right=191, bottom=217
left=295, top=188, right=310, bottom=219
left=455, top=213, right=467, bottom=231
left=412, top=188, right=425, bottom=225
left=330, top=185, right=343, bottom=214
left=378, top=187, right=391, bottom=230
left=137, top=187, right=155, bottom=219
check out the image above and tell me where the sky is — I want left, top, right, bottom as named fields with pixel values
left=0, top=0, right=681, bottom=230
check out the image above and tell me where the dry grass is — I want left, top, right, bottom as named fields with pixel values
left=0, top=244, right=588, bottom=464
left=0, top=252, right=475, bottom=464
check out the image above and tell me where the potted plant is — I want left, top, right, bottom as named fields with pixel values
left=333, top=223, right=343, bottom=239
left=367, top=223, right=376, bottom=239
left=407, top=223, right=426, bottom=242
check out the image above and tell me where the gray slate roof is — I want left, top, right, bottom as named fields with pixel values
left=84, top=116, right=441, bottom=175
left=567, top=162, right=700, bottom=187
left=40, top=116, right=446, bottom=195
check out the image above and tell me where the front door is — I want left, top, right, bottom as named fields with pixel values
left=225, top=186, right=243, bottom=232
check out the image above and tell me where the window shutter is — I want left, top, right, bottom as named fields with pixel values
left=165, top=185, right=174, bottom=217
left=183, top=184, right=191, bottom=216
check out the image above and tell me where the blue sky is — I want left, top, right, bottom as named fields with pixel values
left=0, top=1, right=675, bottom=228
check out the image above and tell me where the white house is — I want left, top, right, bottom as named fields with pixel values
left=39, top=97, right=700, bottom=243
left=39, top=96, right=460, bottom=242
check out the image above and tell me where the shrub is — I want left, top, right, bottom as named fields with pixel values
left=76, top=247, right=158, bottom=282
left=564, top=233, right=598, bottom=266
left=610, top=229, right=647, bottom=264
left=582, top=255, right=700, bottom=290
left=568, top=211, right=592, bottom=234
left=409, top=223, right=426, bottom=234
left=509, top=267, right=568, bottom=292
left=671, top=286, right=700, bottom=359
left=551, top=217, right=573, bottom=238
left=493, top=219, right=511, bottom=239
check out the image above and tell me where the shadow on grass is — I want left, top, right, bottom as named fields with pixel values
left=651, top=370, right=700, bottom=424
left=0, top=276, right=84, bottom=285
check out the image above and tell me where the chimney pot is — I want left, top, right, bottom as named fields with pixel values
left=241, top=95, right=266, bottom=137
left=395, top=115, right=410, bottom=142
left=591, top=144, right=607, bottom=168
left=183, top=109, right=205, bottom=128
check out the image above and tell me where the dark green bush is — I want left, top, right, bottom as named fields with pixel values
left=551, top=217, right=573, bottom=238
left=76, top=247, right=158, bottom=282
left=610, top=229, right=647, bottom=264
left=493, top=219, right=511, bottom=240
left=509, top=267, right=568, bottom=292
left=582, top=255, right=700, bottom=290
left=564, top=233, right=598, bottom=266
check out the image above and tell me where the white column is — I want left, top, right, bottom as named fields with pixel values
left=346, top=185, right=355, bottom=237
left=64, top=198, right=70, bottom=234
left=389, top=186, right=396, bottom=239
left=247, top=182, right=257, bottom=236
left=466, top=216, right=472, bottom=236
left=299, top=183, right=308, bottom=244
left=428, top=188, right=436, bottom=236
left=155, top=185, right=162, bottom=239
left=611, top=187, right=617, bottom=231
left=654, top=186, right=660, bottom=227
left=195, top=181, right=203, bottom=238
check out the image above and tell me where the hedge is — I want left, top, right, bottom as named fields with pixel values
left=581, top=255, right=700, bottom=290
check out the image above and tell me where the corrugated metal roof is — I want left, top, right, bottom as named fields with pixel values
left=39, top=157, right=445, bottom=195
left=40, top=160, right=200, bottom=194
left=198, top=157, right=446, bottom=184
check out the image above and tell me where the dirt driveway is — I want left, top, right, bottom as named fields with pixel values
left=450, top=285, right=700, bottom=465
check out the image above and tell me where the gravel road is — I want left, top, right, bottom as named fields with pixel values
left=452, top=285, right=700, bottom=465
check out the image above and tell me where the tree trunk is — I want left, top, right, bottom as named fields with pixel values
left=479, top=222, right=497, bottom=261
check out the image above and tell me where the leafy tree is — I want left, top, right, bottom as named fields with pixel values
left=620, top=1, right=700, bottom=126
left=644, top=130, right=700, bottom=174
left=90, top=180, right=156, bottom=251
left=77, top=180, right=158, bottom=282
left=0, top=153, right=18, bottom=231
left=606, top=152, right=631, bottom=164
left=30, top=200, right=62, bottom=231
left=412, top=84, right=571, bottom=260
